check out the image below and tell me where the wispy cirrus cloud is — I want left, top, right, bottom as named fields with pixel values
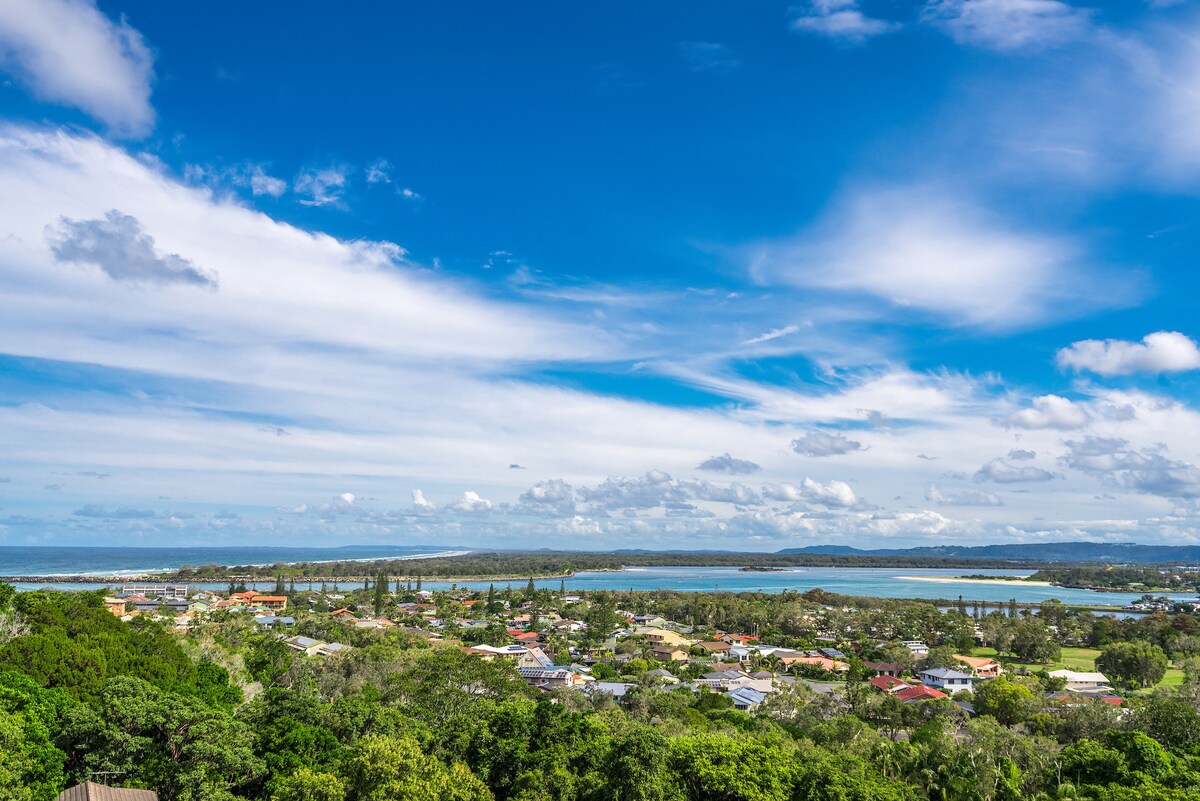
left=923, top=0, right=1093, bottom=52
left=748, top=185, right=1133, bottom=329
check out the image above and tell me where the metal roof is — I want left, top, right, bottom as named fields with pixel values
left=55, top=782, right=158, bottom=801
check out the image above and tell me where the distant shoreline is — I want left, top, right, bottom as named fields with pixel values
left=898, top=575, right=1053, bottom=587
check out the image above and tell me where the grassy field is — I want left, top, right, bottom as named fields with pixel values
left=972, top=645, right=1182, bottom=689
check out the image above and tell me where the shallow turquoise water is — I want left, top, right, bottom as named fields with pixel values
left=11, top=565, right=1195, bottom=607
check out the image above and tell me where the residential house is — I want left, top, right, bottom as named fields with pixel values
left=251, top=595, right=288, bottom=611
left=782, top=655, right=849, bottom=673
left=954, top=654, right=1003, bottom=678
left=318, top=642, right=352, bottom=656
left=696, top=641, right=732, bottom=656
left=56, top=782, right=158, bottom=801
left=283, top=636, right=325, bottom=656
left=902, top=641, right=930, bottom=657
left=103, top=597, right=127, bottom=616
left=727, top=686, right=767, bottom=711
left=1050, top=670, right=1112, bottom=692
left=651, top=646, right=689, bottom=662
left=869, top=675, right=912, bottom=694
left=254, top=615, right=296, bottom=628
left=519, top=667, right=584, bottom=690
left=634, top=627, right=692, bottom=647
left=584, top=681, right=635, bottom=699
left=894, top=685, right=948, bottom=703
left=920, top=668, right=975, bottom=693
left=863, top=661, right=906, bottom=677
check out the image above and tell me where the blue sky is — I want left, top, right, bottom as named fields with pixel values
left=2, top=0, right=1200, bottom=549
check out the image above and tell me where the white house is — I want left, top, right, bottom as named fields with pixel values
left=1050, top=670, right=1111, bottom=692
left=920, top=668, right=974, bottom=693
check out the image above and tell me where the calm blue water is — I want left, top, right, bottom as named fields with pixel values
left=0, top=545, right=463, bottom=577
left=4, top=553, right=1196, bottom=607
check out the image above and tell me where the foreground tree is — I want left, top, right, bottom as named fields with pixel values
left=1097, top=641, right=1169, bottom=689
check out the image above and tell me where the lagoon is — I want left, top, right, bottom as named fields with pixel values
left=11, top=564, right=1196, bottom=607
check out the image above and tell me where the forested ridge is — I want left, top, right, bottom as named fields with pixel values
left=164, top=551, right=1061, bottom=581
left=6, top=581, right=1200, bottom=800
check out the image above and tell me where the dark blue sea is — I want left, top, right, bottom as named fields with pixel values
left=0, top=545, right=463, bottom=577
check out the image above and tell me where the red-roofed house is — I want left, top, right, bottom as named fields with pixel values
left=895, top=685, right=947, bottom=703
left=869, top=675, right=911, bottom=693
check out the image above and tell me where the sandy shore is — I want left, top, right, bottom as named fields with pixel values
left=898, top=575, right=1053, bottom=587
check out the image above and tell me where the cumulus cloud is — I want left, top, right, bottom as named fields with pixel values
left=975, top=458, right=1059, bottom=483
left=0, top=0, right=155, bottom=136
left=46, top=210, right=217, bottom=288
left=923, top=0, right=1091, bottom=51
left=791, top=430, right=863, bottom=457
left=1008, top=448, right=1037, bottom=460
left=764, top=478, right=858, bottom=507
left=518, top=479, right=579, bottom=516
left=1057, top=331, right=1200, bottom=376
left=1063, top=436, right=1200, bottom=499
left=1003, top=394, right=1089, bottom=430
left=792, top=0, right=899, bottom=43
left=697, top=453, right=761, bottom=475
left=751, top=186, right=1114, bottom=329
left=294, top=167, right=348, bottom=207
left=926, top=484, right=1004, bottom=506
left=446, top=490, right=492, bottom=514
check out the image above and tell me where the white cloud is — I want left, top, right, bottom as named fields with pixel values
left=294, top=167, right=348, bottom=207
left=366, top=159, right=392, bottom=184
left=764, top=477, right=859, bottom=507
left=1004, top=394, right=1090, bottom=430
left=246, top=166, right=287, bottom=197
left=792, top=0, right=900, bottom=43
left=697, top=453, right=761, bottom=475
left=1063, top=436, right=1200, bottom=499
left=1057, top=331, right=1200, bottom=375
left=792, top=430, right=863, bottom=457
left=742, top=325, right=800, bottom=345
left=446, top=490, right=492, bottom=513
left=0, top=0, right=154, bottom=136
left=923, top=0, right=1092, bottom=51
left=975, top=458, right=1059, bottom=483
left=751, top=186, right=1116, bottom=328
left=926, top=484, right=1003, bottom=506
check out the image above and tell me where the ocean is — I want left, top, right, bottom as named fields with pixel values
left=0, top=545, right=462, bottom=577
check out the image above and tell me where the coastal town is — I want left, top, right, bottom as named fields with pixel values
left=102, top=579, right=1138, bottom=712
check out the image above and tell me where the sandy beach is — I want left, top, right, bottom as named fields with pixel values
left=898, top=575, right=1054, bottom=587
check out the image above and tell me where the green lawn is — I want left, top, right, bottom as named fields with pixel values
left=971, top=645, right=1181, bottom=689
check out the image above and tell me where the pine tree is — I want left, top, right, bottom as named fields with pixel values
left=487, top=583, right=496, bottom=609
left=275, top=575, right=286, bottom=595
left=373, top=572, right=386, bottom=617
left=415, top=576, right=422, bottom=592
left=560, top=580, right=566, bottom=594
left=289, top=577, right=296, bottom=594
left=526, top=577, right=536, bottom=597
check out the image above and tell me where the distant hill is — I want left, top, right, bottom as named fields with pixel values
left=779, top=541, right=1200, bottom=563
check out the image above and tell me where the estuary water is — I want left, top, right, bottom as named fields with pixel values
left=4, top=553, right=1195, bottom=607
